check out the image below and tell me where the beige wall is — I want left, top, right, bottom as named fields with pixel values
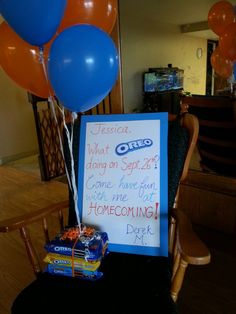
left=119, top=3, right=208, bottom=113
left=0, top=70, right=38, bottom=164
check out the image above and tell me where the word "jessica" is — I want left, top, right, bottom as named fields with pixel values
left=116, top=139, right=153, bottom=156
left=90, top=123, right=130, bottom=135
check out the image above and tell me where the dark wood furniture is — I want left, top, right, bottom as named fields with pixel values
left=179, top=169, right=236, bottom=235
left=181, top=94, right=236, bottom=177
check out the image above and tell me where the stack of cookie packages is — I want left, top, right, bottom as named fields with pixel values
left=43, top=225, right=109, bottom=281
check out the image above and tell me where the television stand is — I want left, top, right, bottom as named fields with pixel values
left=142, top=89, right=182, bottom=114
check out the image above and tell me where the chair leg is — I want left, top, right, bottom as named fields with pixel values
left=20, top=226, right=42, bottom=276
left=172, top=252, right=180, bottom=281
left=169, top=216, right=176, bottom=253
left=171, top=258, right=188, bottom=302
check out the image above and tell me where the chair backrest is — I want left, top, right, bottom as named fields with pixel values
left=168, top=113, right=199, bottom=255
left=169, top=113, right=199, bottom=209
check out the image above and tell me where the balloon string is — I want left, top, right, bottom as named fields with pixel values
left=39, top=48, right=72, bottom=190
left=39, top=47, right=81, bottom=230
left=48, top=96, right=72, bottom=191
left=61, top=109, right=81, bottom=229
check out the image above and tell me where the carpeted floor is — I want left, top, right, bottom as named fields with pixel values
left=4, top=154, right=40, bottom=176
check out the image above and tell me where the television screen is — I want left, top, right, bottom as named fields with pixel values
left=143, top=68, right=184, bottom=92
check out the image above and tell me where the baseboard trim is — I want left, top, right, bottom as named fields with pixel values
left=0, top=150, right=38, bottom=166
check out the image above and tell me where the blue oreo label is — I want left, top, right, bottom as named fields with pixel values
left=115, top=139, right=153, bottom=156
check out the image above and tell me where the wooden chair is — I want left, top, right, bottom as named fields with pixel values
left=0, top=113, right=210, bottom=314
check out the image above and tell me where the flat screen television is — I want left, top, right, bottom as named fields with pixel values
left=143, top=67, right=184, bottom=93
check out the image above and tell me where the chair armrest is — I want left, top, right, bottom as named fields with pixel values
left=171, top=208, right=211, bottom=265
left=0, top=200, right=69, bottom=233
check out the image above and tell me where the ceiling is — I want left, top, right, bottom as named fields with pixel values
left=1, top=0, right=234, bottom=40
left=125, top=0, right=218, bottom=25
left=120, top=0, right=233, bottom=40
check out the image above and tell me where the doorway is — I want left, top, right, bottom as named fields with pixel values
left=206, top=39, right=229, bottom=95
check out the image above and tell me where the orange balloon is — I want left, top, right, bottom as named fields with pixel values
left=58, top=0, right=117, bottom=34
left=219, top=22, right=236, bottom=61
left=210, top=46, right=233, bottom=78
left=208, top=1, right=235, bottom=36
left=0, top=21, right=53, bottom=98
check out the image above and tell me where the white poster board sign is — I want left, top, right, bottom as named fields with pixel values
left=78, top=113, right=168, bottom=256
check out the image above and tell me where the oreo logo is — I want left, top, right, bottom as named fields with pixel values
left=115, top=139, right=153, bottom=156
left=54, top=246, right=72, bottom=252
left=54, top=260, right=70, bottom=265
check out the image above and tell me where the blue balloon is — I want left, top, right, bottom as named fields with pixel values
left=234, top=62, right=236, bottom=81
left=48, top=25, right=119, bottom=113
left=0, top=0, right=67, bottom=46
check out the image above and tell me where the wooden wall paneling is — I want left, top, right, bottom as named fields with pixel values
left=109, top=12, right=124, bottom=114
left=104, top=95, right=111, bottom=114
left=88, top=10, right=124, bottom=115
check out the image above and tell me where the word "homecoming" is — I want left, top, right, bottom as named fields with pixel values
left=87, top=202, right=159, bottom=220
